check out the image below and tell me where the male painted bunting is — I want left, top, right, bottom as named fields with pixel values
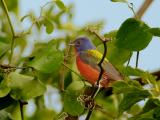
left=72, top=37, right=123, bottom=87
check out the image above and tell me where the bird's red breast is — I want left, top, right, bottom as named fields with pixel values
left=76, top=55, right=109, bottom=87
left=76, top=55, right=99, bottom=84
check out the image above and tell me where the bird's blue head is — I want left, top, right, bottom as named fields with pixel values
left=73, top=37, right=96, bottom=52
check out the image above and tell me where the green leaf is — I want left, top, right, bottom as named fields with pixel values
left=5, top=102, right=21, bottom=120
left=104, top=31, right=132, bottom=65
left=129, top=110, right=155, bottom=120
left=0, top=85, right=10, bottom=97
left=43, top=18, right=54, bottom=34
left=127, top=104, right=142, bottom=115
left=63, top=90, right=84, bottom=116
left=153, top=107, right=160, bottom=119
left=148, top=28, right=160, bottom=37
left=64, top=71, right=72, bottom=89
left=6, top=72, right=46, bottom=100
left=119, top=88, right=151, bottom=114
left=143, top=99, right=160, bottom=113
left=112, top=80, right=142, bottom=94
left=112, top=81, right=128, bottom=94
left=116, top=18, right=153, bottom=51
left=0, top=40, right=10, bottom=58
left=5, top=0, right=18, bottom=13
left=111, top=0, right=127, bottom=3
left=30, top=109, right=56, bottom=120
left=28, top=40, right=64, bottom=73
left=117, top=66, right=144, bottom=77
left=0, top=110, right=12, bottom=120
left=54, top=0, right=66, bottom=10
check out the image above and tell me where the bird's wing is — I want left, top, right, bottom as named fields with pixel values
left=79, top=49, right=123, bottom=81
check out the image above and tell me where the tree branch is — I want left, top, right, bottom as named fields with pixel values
left=1, top=0, right=16, bottom=64
left=136, top=0, right=153, bottom=19
left=19, top=100, right=28, bottom=120
left=85, top=29, right=110, bottom=120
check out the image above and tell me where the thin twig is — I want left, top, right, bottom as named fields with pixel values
left=85, top=29, right=109, bottom=120
left=127, top=52, right=132, bottom=66
left=40, top=1, right=53, bottom=16
left=0, top=64, right=32, bottom=70
left=135, top=51, right=139, bottom=68
left=87, top=28, right=110, bottom=42
left=1, top=0, right=16, bottom=64
left=19, top=100, right=28, bottom=120
left=127, top=3, right=137, bottom=18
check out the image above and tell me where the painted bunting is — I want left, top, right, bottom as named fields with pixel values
left=72, top=37, right=123, bottom=87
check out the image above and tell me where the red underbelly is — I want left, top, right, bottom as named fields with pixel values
left=76, top=56, right=99, bottom=84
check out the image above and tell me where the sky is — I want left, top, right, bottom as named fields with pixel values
left=19, top=0, right=160, bottom=71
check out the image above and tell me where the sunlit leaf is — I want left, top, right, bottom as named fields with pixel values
left=30, top=109, right=56, bottom=120
left=0, top=110, right=12, bottom=120
left=28, top=40, right=64, bottom=73
left=20, top=14, right=30, bottom=22
left=43, top=18, right=54, bottom=34
left=148, top=28, right=160, bottom=37
left=117, top=66, right=144, bottom=77
left=5, top=102, right=21, bottom=120
left=5, top=0, right=18, bottom=13
left=0, top=85, right=10, bottom=97
left=6, top=72, right=46, bottom=100
left=0, top=40, right=10, bottom=58
left=54, top=0, right=66, bottom=10
left=116, top=18, right=153, bottom=51
left=63, top=90, right=84, bottom=116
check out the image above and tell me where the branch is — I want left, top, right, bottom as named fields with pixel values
left=135, top=51, right=139, bottom=68
left=136, top=0, right=153, bottom=19
left=1, top=0, right=16, bottom=64
left=19, top=100, right=28, bottom=120
left=85, top=29, right=110, bottom=120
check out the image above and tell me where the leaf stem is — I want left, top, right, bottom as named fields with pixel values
left=1, top=0, right=16, bottom=64
left=136, top=51, right=139, bottom=68
left=19, top=100, right=27, bottom=120
left=126, top=52, right=132, bottom=66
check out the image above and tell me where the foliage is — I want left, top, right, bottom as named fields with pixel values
left=0, top=0, right=160, bottom=120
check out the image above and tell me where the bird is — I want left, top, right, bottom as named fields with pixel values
left=71, top=37, right=123, bottom=88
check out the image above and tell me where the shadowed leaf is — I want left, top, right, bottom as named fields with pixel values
left=116, top=18, right=153, bottom=51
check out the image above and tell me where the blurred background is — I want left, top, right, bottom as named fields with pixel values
left=19, top=0, right=160, bottom=71
left=0, top=0, right=160, bottom=120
